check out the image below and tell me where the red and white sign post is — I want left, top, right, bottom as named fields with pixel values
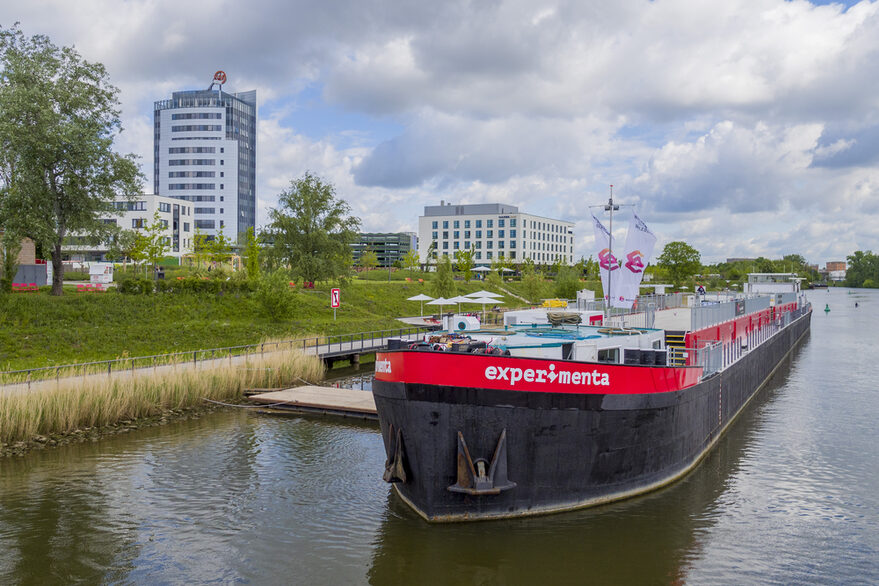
left=331, top=288, right=341, bottom=320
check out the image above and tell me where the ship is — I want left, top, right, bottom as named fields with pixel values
left=373, top=275, right=812, bottom=522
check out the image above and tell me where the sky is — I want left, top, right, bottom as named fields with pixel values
left=1, top=0, right=877, bottom=266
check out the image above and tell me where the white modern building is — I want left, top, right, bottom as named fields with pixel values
left=153, top=79, right=256, bottom=240
left=418, top=202, right=575, bottom=265
left=63, top=194, right=194, bottom=262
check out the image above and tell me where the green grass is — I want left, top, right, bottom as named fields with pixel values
left=0, top=279, right=531, bottom=371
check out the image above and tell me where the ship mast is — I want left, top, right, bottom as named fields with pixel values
left=604, top=185, right=619, bottom=324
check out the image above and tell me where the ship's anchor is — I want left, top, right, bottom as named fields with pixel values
left=447, top=429, right=516, bottom=495
left=382, top=424, right=408, bottom=484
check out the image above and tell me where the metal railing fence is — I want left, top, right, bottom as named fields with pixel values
left=1, top=326, right=435, bottom=388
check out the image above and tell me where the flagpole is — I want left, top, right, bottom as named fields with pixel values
left=604, top=185, right=619, bottom=324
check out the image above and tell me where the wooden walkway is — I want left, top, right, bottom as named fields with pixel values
left=248, top=385, right=378, bottom=420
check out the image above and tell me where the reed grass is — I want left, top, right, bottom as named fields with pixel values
left=0, top=348, right=324, bottom=445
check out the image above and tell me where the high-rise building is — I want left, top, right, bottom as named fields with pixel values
left=154, top=78, right=256, bottom=239
left=351, top=232, right=418, bottom=267
left=418, top=202, right=574, bottom=265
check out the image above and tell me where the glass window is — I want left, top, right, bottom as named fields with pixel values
left=464, top=231, right=470, bottom=238
left=464, top=241, right=470, bottom=249
left=510, top=229, right=517, bottom=238
left=498, top=230, right=505, bottom=238
left=453, top=231, right=459, bottom=239
left=487, top=219, right=493, bottom=228
left=442, top=242, right=449, bottom=249
left=443, top=221, right=449, bottom=229
left=498, top=219, right=505, bottom=227
left=453, top=220, right=460, bottom=228
left=510, top=251, right=516, bottom=259
left=432, top=231, right=438, bottom=239
left=487, top=251, right=493, bottom=259
left=476, top=230, right=482, bottom=238
left=598, top=348, right=619, bottom=363
left=487, top=230, right=493, bottom=238
left=464, top=220, right=471, bottom=228
left=487, top=241, right=493, bottom=249
left=475, top=252, right=481, bottom=259
left=454, top=242, right=460, bottom=249
left=443, top=231, right=448, bottom=239
left=510, top=219, right=517, bottom=227
left=476, top=220, right=482, bottom=228
left=498, top=240, right=504, bottom=248
left=432, top=221, right=438, bottom=229
left=476, top=241, right=482, bottom=249
left=510, top=241, right=516, bottom=248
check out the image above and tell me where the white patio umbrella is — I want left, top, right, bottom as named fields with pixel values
left=471, top=266, right=491, bottom=272
left=447, top=295, right=476, bottom=313
left=470, top=295, right=505, bottom=321
left=407, top=293, right=434, bottom=316
left=465, top=289, right=503, bottom=299
left=501, top=267, right=515, bottom=273
left=426, top=297, right=452, bottom=315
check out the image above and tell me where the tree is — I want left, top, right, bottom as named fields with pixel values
left=657, top=241, right=701, bottom=287
left=845, top=250, right=879, bottom=288
left=191, top=228, right=212, bottom=269
left=0, top=26, right=142, bottom=295
left=402, top=249, right=420, bottom=273
left=431, top=255, right=456, bottom=298
left=0, top=231, right=22, bottom=293
left=266, top=172, right=360, bottom=283
left=554, top=266, right=581, bottom=299
left=491, top=253, right=514, bottom=277
left=209, top=226, right=234, bottom=266
left=139, top=212, right=170, bottom=278
left=521, top=261, right=542, bottom=304
left=454, top=248, right=476, bottom=282
left=358, top=248, right=379, bottom=272
left=243, top=227, right=261, bottom=280
left=106, top=228, right=139, bottom=272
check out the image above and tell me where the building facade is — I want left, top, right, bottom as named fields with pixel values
left=417, top=202, right=574, bottom=265
left=63, top=195, right=193, bottom=262
left=351, top=232, right=417, bottom=267
left=154, top=86, right=256, bottom=239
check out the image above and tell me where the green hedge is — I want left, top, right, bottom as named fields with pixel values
left=117, top=276, right=257, bottom=295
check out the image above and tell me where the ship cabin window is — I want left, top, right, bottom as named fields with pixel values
left=597, top=348, right=620, bottom=364
left=653, top=340, right=662, bottom=349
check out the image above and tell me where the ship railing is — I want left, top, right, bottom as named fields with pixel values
left=667, top=341, right=723, bottom=376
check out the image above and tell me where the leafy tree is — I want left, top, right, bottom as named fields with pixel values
left=0, top=231, right=22, bottom=293
left=243, top=227, right=261, bottom=280
left=554, top=266, right=581, bottom=299
left=402, top=249, right=420, bottom=273
left=209, top=227, right=234, bottom=266
left=431, top=255, right=456, bottom=298
left=485, top=270, right=504, bottom=290
left=491, top=253, right=514, bottom=276
left=845, top=250, right=879, bottom=288
left=0, top=26, right=142, bottom=295
left=191, top=228, right=212, bottom=269
left=106, top=228, right=139, bottom=272
left=454, top=248, right=476, bottom=282
left=358, top=248, right=379, bottom=271
left=266, top=172, right=360, bottom=283
left=521, top=261, right=542, bottom=304
left=138, top=212, right=170, bottom=278
left=657, top=241, right=702, bottom=287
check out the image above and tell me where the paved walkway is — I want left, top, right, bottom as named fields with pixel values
left=1, top=331, right=427, bottom=395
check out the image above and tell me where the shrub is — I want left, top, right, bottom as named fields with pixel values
left=117, top=278, right=155, bottom=294
left=255, top=272, right=296, bottom=319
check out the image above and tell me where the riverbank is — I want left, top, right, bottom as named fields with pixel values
left=0, top=348, right=324, bottom=451
left=0, top=280, right=537, bottom=371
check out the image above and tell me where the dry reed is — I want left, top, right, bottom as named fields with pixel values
left=0, top=348, right=325, bottom=445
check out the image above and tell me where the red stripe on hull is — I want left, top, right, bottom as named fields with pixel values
left=374, top=351, right=702, bottom=395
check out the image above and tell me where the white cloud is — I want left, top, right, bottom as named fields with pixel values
left=3, top=0, right=879, bottom=265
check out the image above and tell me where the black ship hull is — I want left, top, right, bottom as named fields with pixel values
left=373, top=310, right=811, bottom=522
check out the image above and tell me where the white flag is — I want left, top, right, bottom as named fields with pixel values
left=591, top=213, right=619, bottom=305
left=613, top=211, right=657, bottom=309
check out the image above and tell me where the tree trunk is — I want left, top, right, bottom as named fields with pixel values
left=51, top=242, right=64, bottom=296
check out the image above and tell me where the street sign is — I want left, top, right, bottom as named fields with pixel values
left=331, top=288, right=341, bottom=308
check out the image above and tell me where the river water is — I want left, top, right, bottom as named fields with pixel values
left=1, top=288, right=877, bottom=584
